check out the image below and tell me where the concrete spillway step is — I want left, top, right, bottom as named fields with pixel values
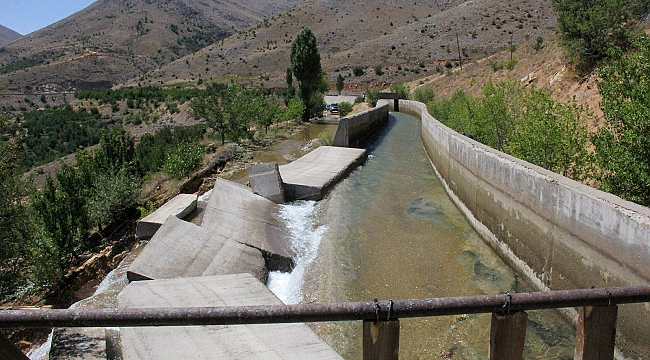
left=279, top=146, right=367, bottom=201
left=117, top=274, right=343, bottom=360
left=201, top=179, right=294, bottom=263
left=136, top=194, right=197, bottom=239
left=127, top=216, right=267, bottom=282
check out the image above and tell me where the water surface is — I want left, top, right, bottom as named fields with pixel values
left=300, top=112, right=574, bottom=359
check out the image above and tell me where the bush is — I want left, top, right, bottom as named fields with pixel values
left=414, top=86, right=435, bottom=104
left=317, top=132, right=333, bottom=146
left=505, top=58, right=518, bottom=70
left=488, top=60, right=503, bottom=72
left=365, top=88, right=379, bottom=106
left=374, top=66, right=384, bottom=76
left=390, top=82, right=409, bottom=100
left=352, top=66, right=364, bottom=76
left=552, top=0, right=650, bottom=75
left=338, top=102, right=353, bottom=117
left=163, top=142, right=205, bottom=179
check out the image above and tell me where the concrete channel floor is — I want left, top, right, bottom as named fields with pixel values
left=118, top=274, right=343, bottom=360
left=279, top=146, right=367, bottom=201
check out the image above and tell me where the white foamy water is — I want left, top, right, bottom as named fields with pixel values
left=268, top=200, right=326, bottom=304
left=26, top=330, right=53, bottom=360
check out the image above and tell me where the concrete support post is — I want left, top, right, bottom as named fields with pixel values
left=0, top=331, right=28, bottom=360
left=575, top=305, right=618, bottom=360
left=363, top=319, right=400, bottom=360
left=489, top=311, right=528, bottom=360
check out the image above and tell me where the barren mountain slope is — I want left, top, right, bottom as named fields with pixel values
left=0, top=25, right=22, bottom=46
left=0, top=0, right=304, bottom=93
left=140, top=0, right=556, bottom=89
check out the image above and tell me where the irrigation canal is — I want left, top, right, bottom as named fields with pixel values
left=269, top=111, right=575, bottom=359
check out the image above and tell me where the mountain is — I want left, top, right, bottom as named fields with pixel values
left=0, top=25, right=22, bottom=46
left=137, top=0, right=557, bottom=90
left=0, top=0, right=304, bottom=93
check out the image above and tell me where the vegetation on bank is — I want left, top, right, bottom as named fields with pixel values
left=428, top=81, right=592, bottom=181
left=427, top=0, right=650, bottom=206
left=0, top=76, right=310, bottom=301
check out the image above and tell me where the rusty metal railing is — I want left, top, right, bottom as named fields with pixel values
left=2, top=286, right=650, bottom=360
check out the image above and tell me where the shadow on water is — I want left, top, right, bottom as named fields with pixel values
left=303, top=111, right=575, bottom=359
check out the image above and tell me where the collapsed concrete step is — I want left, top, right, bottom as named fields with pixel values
left=127, top=216, right=267, bottom=282
left=279, top=146, right=367, bottom=201
left=201, top=179, right=294, bottom=271
left=117, top=274, right=343, bottom=360
left=136, top=194, right=197, bottom=239
left=49, top=327, right=107, bottom=360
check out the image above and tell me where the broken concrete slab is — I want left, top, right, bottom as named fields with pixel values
left=49, top=327, right=106, bottom=360
left=136, top=194, right=197, bottom=239
left=279, top=146, right=367, bottom=201
left=117, top=274, right=343, bottom=360
left=247, top=162, right=285, bottom=204
left=201, top=179, right=294, bottom=264
left=128, top=216, right=267, bottom=283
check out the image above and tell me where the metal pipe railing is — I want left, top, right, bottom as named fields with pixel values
left=1, top=285, right=649, bottom=328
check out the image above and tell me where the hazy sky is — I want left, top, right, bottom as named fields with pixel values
left=0, top=0, right=96, bottom=35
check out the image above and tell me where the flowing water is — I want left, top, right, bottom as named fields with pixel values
left=276, top=112, right=575, bottom=359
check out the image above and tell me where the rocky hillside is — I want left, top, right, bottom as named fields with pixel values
left=0, top=24, right=22, bottom=46
left=0, top=0, right=304, bottom=93
left=137, top=0, right=556, bottom=90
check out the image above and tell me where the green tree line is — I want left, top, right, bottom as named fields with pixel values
left=0, top=117, right=207, bottom=300
left=428, top=80, right=592, bottom=181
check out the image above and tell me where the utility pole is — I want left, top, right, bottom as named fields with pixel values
left=456, top=32, right=462, bottom=70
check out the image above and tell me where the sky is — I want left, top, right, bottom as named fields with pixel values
left=0, top=0, right=96, bottom=35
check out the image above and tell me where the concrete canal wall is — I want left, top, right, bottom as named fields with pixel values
left=332, top=103, right=389, bottom=148
left=400, top=100, right=650, bottom=358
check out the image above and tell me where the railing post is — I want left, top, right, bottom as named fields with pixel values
left=0, top=331, right=29, bottom=360
left=574, top=305, right=618, bottom=360
left=363, top=319, right=400, bottom=360
left=489, top=311, right=527, bottom=360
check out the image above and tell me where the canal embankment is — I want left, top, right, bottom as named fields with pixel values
left=401, top=100, right=650, bottom=358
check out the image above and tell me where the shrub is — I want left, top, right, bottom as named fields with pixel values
left=163, top=142, right=204, bottom=179
left=352, top=66, right=364, bottom=76
left=390, top=82, right=409, bottom=100
left=374, top=66, right=384, bottom=76
left=414, top=86, right=435, bottom=104
left=338, top=102, right=353, bottom=117
left=505, top=58, right=518, bottom=70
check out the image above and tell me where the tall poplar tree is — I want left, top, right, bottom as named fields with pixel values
left=290, top=27, right=325, bottom=121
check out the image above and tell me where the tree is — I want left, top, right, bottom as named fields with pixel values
left=551, top=0, right=650, bottom=74
left=507, top=88, right=591, bottom=180
left=290, top=27, right=325, bottom=121
left=0, top=111, right=32, bottom=298
left=191, top=89, right=228, bottom=144
left=285, top=67, right=295, bottom=104
left=594, top=36, right=650, bottom=205
left=390, top=82, right=409, bottom=100
left=336, top=74, right=345, bottom=95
